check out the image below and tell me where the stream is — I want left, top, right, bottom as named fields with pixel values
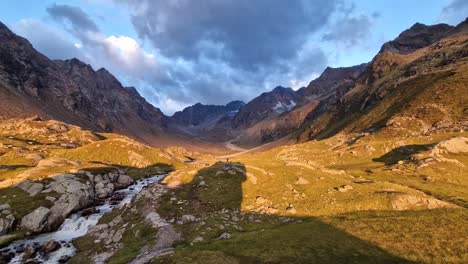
left=1, top=174, right=166, bottom=263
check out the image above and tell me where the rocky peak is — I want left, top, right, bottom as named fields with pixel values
left=380, top=22, right=454, bottom=54
left=226, top=100, right=246, bottom=110
left=231, top=86, right=300, bottom=128
left=171, top=101, right=245, bottom=127
left=302, top=64, right=367, bottom=100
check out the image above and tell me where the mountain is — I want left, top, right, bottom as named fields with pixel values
left=0, top=22, right=166, bottom=143
left=229, top=65, right=366, bottom=146
left=301, top=64, right=367, bottom=101
left=232, top=86, right=300, bottom=129
left=171, top=101, right=244, bottom=127
left=296, top=18, right=468, bottom=142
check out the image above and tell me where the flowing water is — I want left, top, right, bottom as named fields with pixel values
left=2, top=174, right=166, bottom=263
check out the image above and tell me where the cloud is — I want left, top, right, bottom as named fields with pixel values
left=441, top=0, right=468, bottom=24
left=108, top=0, right=337, bottom=113
left=36, top=2, right=342, bottom=114
left=118, top=0, right=336, bottom=71
left=47, top=3, right=99, bottom=33
left=321, top=1, right=377, bottom=48
left=322, top=14, right=374, bottom=47
left=12, top=19, right=84, bottom=60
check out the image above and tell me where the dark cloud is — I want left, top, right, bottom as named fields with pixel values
left=47, top=3, right=99, bottom=33
left=108, top=0, right=336, bottom=113
left=117, top=0, right=336, bottom=71
left=39, top=2, right=338, bottom=114
left=322, top=14, right=374, bottom=47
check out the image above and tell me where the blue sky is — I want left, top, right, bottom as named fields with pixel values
left=0, top=0, right=466, bottom=114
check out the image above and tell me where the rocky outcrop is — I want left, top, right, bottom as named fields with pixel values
left=15, top=170, right=136, bottom=233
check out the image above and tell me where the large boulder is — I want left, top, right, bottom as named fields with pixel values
left=432, top=137, right=468, bottom=156
left=21, top=206, right=50, bottom=232
left=116, top=175, right=134, bottom=188
left=43, top=174, right=94, bottom=229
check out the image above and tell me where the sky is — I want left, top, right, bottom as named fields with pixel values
left=0, top=0, right=466, bottom=115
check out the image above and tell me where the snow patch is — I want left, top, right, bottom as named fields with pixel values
left=272, top=100, right=296, bottom=114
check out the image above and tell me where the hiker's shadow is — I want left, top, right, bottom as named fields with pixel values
left=159, top=162, right=414, bottom=263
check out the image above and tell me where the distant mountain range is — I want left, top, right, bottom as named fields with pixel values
left=0, top=18, right=467, bottom=148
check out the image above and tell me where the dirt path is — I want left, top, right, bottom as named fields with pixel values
left=218, top=136, right=271, bottom=159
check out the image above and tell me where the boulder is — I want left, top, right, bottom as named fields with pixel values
left=22, top=246, right=36, bottom=262
left=432, top=137, right=468, bottom=155
left=116, top=175, right=134, bottom=187
left=21, top=207, right=50, bottom=232
left=40, top=240, right=61, bottom=253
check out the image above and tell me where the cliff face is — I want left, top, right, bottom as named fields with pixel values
left=0, top=22, right=166, bottom=142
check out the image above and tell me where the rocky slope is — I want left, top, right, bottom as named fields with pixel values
left=295, top=18, right=468, bottom=142
left=0, top=22, right=166, bottom=144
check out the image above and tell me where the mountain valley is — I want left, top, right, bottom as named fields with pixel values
left=0, top=15, right=466, bottom=264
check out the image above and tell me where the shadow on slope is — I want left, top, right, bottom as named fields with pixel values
left=154, top=162, right=414, bottom=264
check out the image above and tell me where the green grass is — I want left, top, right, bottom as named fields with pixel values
left=107, top=222, right=157, bottom=264
left=0, top=186, right=56, bottom=219
left=153, top=209, right=468, bottom=264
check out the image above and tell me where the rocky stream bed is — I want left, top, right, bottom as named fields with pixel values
left=0, top=174, right=166, bottom=263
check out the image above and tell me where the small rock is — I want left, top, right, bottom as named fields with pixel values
left=45, top=196, right=56, bottom=202
left=58, top=255, right=71, bottom=263
left=295, top=177, right=310, bottom=185
left=81, top=207, right=99, bottom=217
left=181, top=215, right=196, bottom=224
left=217, top=233, right=232, bottom=240
left=286, top=204, right=296, bottom=214
left=193, top=236, right=204, bottom=243
left=336, top=185, right=354, bottom=192
left=22, top=246, right=36, bottom=262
